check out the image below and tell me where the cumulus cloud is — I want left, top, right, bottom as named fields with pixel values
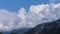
left=0, top=3, right=60, bottom=31
left=0, top=9, right=16, bottom=31
left=17, top=3, right=60, bottom=28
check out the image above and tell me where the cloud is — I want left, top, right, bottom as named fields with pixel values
left=29, top=4, right=48, bottom=14
left=0, top=3, right=60, bottom=31
left=0, top=9, right=16, bottom=31
left=17, top=3, right=60, bottom=28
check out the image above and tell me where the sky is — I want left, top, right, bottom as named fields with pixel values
left=0, top=0, right=60, bottom=12
left=0, top=0, right=49, bottom=12
left=0, top=0, right=60, bottom=33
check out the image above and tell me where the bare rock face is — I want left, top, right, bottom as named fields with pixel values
left=24, top=19, right=60, bottom=34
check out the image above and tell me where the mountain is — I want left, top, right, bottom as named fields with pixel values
left=24, top=19, right=60, bottom=34
left=1, top=28, right=30, bottom=34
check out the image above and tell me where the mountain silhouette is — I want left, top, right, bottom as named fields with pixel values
left=24, top=19, right=60, bottom=34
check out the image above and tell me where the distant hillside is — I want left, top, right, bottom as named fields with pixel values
left=24, top=19, right=60, bottom=34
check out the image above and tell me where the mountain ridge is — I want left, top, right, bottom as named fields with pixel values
left=24, top=19, right=60, bottom=34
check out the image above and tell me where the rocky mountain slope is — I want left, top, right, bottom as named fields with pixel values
left=24, top=19, right=60, bottom=34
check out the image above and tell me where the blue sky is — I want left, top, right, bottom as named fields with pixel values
left=0, top=0, right=60, bottom=12
left=0, top=0, right=49, bottom=12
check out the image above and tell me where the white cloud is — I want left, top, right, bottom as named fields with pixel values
left=0, top=23, right=3, bottom=29
left=17, top=3, right=60, bottom=28
left=0, top=9, right=16, bottom=31
left=29, top=4, right=48, bottom=14
left=0, top=3, right=60, bottom=31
